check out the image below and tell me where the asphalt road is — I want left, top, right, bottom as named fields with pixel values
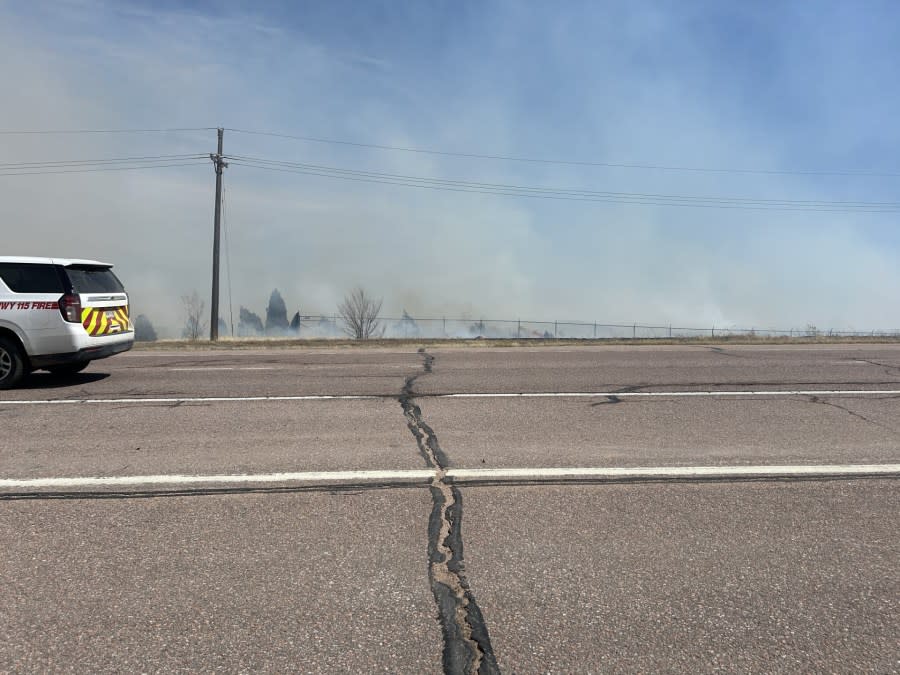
left=2, top=344, right=899, bottom=673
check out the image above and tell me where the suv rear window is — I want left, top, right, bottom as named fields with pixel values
left=0, top=263, right=65, bottom=293
left=64, top=266, right=125, bottom=293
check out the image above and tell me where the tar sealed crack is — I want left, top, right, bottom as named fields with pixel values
left=807, top=395, right=900, bottom=435
left=591, top=394, right=622, bottom=407
left=400, top=349, right=499, bottom=675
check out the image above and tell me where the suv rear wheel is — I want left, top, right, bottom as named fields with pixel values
left=0, top=336, right=27, bottom=389
left=47, top=361, right=90, bottom=376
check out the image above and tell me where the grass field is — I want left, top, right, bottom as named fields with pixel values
left=133, top=335, right=900, bottom=350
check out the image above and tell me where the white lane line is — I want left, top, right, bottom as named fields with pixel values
left=445, top=464, right=900, bottom=480
left=168, top=367, right=277, bottom=371
left=0, top=469, right=436, bottom=489
left=0, top=395, right=383, bottom=405
left=439, top=390, right=900, bottom=398
left=2, top=464, right=898, bottom=490
left=3, top=389, right=900, bottom=405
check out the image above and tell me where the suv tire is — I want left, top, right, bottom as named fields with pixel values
left=0, top=336, right=27, bottom=389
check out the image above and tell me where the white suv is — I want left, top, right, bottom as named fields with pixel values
left=0, top=256, right=134, bottom=388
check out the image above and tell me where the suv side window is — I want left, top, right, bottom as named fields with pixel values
left=0, top=263, right=65, bottom=293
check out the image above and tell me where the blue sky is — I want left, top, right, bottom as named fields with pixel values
left=2, top=0, right=899, bottom=334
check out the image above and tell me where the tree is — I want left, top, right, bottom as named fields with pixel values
left=181, top=291, right=207, bottom=340
left=133, top=314, right=158, bottom=342
left=238, top=307, right=264, bottom=336
left=266, top=289, right=289, bottom=334
left=338, top=287, right=383, bottom=339
left=394, top=309, right=419, bottom=338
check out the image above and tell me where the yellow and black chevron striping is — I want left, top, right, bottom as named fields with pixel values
left=81, top=305, right=131, bottom=337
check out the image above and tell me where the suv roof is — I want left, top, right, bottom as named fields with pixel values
left=0, top=256, right=113, bottom=267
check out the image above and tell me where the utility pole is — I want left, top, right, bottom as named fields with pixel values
left=210, top=128, right=227, bottom=341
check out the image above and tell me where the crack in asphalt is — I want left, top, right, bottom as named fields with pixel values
left=400, top=349, right=499, bottom=675
left=612, top=384, right=646, bottom=393
left=856, top=358, right=900, bottom=376
left=707, top=346, right=743, bottom=358
left=807, top=395, right=900, bottom=436
left=591, top=394, right=622, bottom=406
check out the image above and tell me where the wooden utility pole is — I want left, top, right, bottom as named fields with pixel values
left=210, top=128, right=227, bottom=340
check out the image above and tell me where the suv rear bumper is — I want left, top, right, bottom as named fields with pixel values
left=30, top=339, right=133, bottom=369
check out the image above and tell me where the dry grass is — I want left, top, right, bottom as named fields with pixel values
left=133, top=334, right=900, bottom=351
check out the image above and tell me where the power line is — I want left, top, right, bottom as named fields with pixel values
left=224, top=156, right=899, bottom=213
left=0, top=161, right=208, bottom=177
left=228, top=160, right=896, bottom=212
left=4, top=125, right=896, bottom=176
left=224, top=127, right=900, bottom=178
left=0, top=154, right=207, bottom=169
left=0, top=127, right=216, bottom=135
left=224, top=155, right=899, bottom=207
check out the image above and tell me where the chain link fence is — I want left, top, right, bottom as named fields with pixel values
left=235, top=315, right=900, bottom=340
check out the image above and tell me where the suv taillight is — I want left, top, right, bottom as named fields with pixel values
left=59, top=294, right=82, bottom=323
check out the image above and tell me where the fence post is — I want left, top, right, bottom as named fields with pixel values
left=711, top=326, right=715, bottom=337
left=593, top=322, right=597, bottom=338
left=517, top=319, right=521, bottom=338
left=554, top=320, right=558, bottom=337
left=443, top=316, right=446, bottom=336
left=668, top=325, right=672, bottom=338
left=632, top=324, right=636, bottom=339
